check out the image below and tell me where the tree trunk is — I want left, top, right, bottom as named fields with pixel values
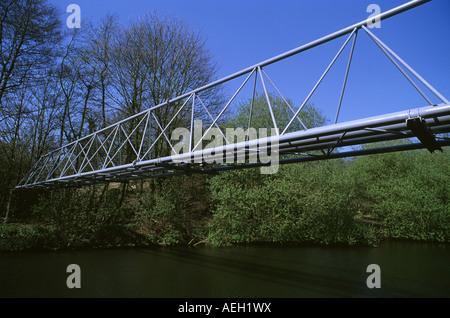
left=4, top=188, right=14, bottom=223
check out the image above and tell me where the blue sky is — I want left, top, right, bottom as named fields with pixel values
left=51, top=0, right=450, bottom=126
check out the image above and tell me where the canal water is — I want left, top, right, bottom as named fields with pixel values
left=0, top=241, right=448, bottom=298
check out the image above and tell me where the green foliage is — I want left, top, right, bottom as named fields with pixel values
left=350, top=147, right=450, bottom=242
left=0, top=223, right=60, bottom=251
left=132, top=183, right=181, bottom=245
left=131, top=176, right=212, bottom=246
left=207, top=160, right=379, bottom=246
left=207, top=140, right=449, bottom=246
left=206, top=96, right=382, bottom=247
left=2, top=143, right=448, bottom=251
left=29, top=185, right=148, bottom=249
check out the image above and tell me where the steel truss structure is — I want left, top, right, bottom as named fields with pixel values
left=16, top=0, right=450, bottom=189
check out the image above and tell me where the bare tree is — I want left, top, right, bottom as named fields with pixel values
left=1, top=7, right=226, bottom=216
left=28, top=69, right=61, bottom=159
left=88, top=14, right=120, bottom=129
left=0, top=0, right=62, bottom=103
left=109, top=11, right=223, bottom=159
left=0, top=0, right=62, bottom=216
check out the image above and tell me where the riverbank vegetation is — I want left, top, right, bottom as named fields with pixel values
left=2, top=146, right=449, bottom=251
left=1, top=0, right=449, bottom=252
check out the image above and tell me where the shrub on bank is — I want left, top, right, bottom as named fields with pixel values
left=206, top=147, right=449, bottom=246
left=23, top=186, right=153, bottom=249
left=2, top=146, right=448, bottom=251
left=0, top=223, right=61, bottom=251
left=130, top=176, right=212, bottom=246
left=349, top=147, right=449, bottom=243
left=207, top=160, right=380, bottom=247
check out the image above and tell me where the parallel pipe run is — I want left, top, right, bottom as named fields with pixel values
left=163, top=104, right=450, bottom=164
left=168, top=112, right=450, bottom=166
left=21, top=119, right=450, bottom=188
left=21, top=105, right=449, bottom=189
left=17, top=103, right=450, bottom=188
left=19, top=137, right=450, bottom=189
left=204, top=139, right=450, bottom=174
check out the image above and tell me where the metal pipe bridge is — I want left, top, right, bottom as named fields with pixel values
left=16, top=0, right=450, bottom=189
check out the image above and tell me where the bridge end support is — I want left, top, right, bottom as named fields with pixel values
left=407, top=117, right=442, bottom=153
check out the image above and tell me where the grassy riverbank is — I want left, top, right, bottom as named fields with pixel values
left=1, top=147, right=449, bottom=252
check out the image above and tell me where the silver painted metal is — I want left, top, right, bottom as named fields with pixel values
left=16, top=0, right=449, bottom=189
left=361, top=25, right=449, bottom=105
left=258, top=66, right=279, bottom=135
left=335, top=29, right=358, bottom=124
left=282, top=27, right=358, bottom=135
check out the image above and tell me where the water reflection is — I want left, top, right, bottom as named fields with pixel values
left=0, top=241, right=448, bottom=298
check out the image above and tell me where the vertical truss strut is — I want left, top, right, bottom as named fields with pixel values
left=335, top=29, right=358, bottom=124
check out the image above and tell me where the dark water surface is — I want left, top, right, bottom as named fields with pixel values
left=0, top=241, right=448, bottom=298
